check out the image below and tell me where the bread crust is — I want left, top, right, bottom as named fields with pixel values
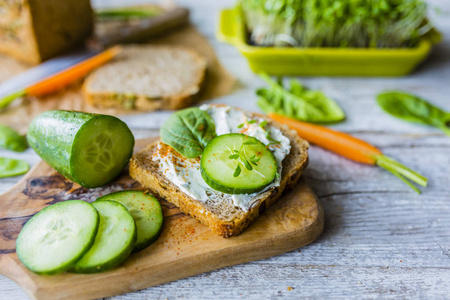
left=130, top=111, right=309, bottom=237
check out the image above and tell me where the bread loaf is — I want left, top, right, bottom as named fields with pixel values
left=0, top=0, right=93, bottom=64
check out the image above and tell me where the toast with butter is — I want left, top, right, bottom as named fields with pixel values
left=130, top=105, right=309, bottom=237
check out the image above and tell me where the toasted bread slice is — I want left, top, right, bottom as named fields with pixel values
left=82, top=45, right=207, bottom=111
left=130, top=111, right=309, bottom=237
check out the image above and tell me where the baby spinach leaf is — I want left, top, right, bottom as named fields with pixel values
left=377, top=91, right=450, bottom=136
left=160, top=108, right=217, bottom=158
left=0, top=157, right=29, bottom=178
left=256, top=73, right=345, bottom=123
left=0, top=123, right=28, bottom=152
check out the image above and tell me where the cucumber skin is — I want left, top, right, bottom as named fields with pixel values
left=16, top=200, right=100, bottom=275
left=69, top=200, right=137, bottom=274
left=27, top=110, right=134, bottom=187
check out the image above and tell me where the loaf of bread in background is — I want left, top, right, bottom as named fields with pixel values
left=0, top=0, right=93, bottom=65
left=130, top=112, right=309, bottom=237
left=82, top=45, right=207, bottom=111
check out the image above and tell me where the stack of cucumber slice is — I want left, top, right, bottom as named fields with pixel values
left=16, top=191, right=163, bottom=274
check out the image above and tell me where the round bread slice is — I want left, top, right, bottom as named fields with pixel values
left=82, top=45, right=207, bottom=111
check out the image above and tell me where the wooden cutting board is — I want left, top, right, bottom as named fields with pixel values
left=0, top=138, right=324, bottom=300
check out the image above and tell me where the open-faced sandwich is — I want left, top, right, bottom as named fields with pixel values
left=130, top=104, right=309, bottom=237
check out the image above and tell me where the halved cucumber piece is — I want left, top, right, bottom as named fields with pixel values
left=70, top=200, right=136, bottom=273
left=16, top=200, right=99, bottom=275
left=27, top=111, right=135, bottom=188
left=200, top=133, right=278, bottom=194
left=96, top=190, right=163, bottom=252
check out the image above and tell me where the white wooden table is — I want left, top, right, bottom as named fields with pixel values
left=1, top=0, right=450, bottom=298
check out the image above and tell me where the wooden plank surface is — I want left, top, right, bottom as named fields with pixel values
left=1, top=0, right=450, bottom=299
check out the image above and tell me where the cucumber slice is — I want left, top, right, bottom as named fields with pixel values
left=70, top=200, right=136, bottom=273
left=16, top=200, right=99, bottom=275
left=200, top=133, right=278, bottom=194
left=27, top=110, right=135, bottom=188
left=96, top=190, right=163, bottom=252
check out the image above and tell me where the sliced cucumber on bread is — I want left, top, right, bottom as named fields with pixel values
left=201, top=133, right=277, bottom=194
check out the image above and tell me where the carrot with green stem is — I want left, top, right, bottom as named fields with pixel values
left=269, top=113, right=427, bottom=193
left=0, top=46, right=122, bottom=109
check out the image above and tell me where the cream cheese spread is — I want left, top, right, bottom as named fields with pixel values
left=152, top=105, right=291, bottom=211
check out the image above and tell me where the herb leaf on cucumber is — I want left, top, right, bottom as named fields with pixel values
left=161, top=108, right=217, bottom=158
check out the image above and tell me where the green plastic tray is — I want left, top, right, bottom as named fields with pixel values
left=217, top=7, right=441, bottom=76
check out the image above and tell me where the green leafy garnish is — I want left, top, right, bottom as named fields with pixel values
left=265, top=131, right=280, bottom=146
left=237, top=119, right=258, bottom=129
left=229, top=139, right=263, bottom=177
left=160, top=108, right=217, bottom=158
left=377, top=91, right=450, bottom=136
left=241, top=0, right=429, bottom=48
left=0, top=157, right=29, bottom=178
left=233, top=164, right=241, bottom=177
left=0, top=123, right=27, bottom=152
left=257, top=73, right=346, bottom=123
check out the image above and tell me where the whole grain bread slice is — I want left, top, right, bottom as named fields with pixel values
left=82, top=45, right=207, bottom=111
left=130, top=111, right=309, bottom=237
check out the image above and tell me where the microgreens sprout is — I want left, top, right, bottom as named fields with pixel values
left=237, top=119, right=257, bottom=129
left=229, top=138, right=263, bottom=177
left=266, top=131, right=281, bottom=145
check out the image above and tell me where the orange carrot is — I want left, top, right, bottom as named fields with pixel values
left=269, top=113, right=381, bottom=164
left=26, top=45, right=122, bottom=97
left=268, top=113, right=427, bottom=193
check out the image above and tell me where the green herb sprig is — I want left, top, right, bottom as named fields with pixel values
left=237, top=119, right=257, bottom=128
left=237, top=117, right=281, bottom=146
left=228, top=140, right=262, bottom=178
